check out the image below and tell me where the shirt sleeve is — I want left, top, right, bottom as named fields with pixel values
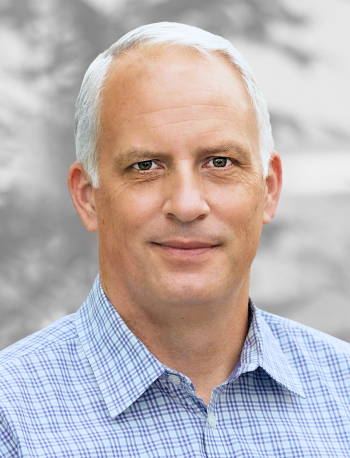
left=0, top=411, right=19, bottom=458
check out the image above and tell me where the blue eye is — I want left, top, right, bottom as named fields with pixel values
left=133, top=161, right=158, bottom=171
left=208, top=157, right=232, bottom=167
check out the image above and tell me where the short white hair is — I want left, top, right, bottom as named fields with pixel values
left=75, top=22, right=274, bottom=187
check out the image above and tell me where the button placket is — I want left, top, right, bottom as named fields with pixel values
left=207, top=413, right=217, bottom=428
left=162, top=373, right=206, bottom=420
left=168, top=374, right=181, bottom=385
left=206, top=383, right=227, bottom=429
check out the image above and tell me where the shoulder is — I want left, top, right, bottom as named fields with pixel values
left=0, top=313, right=78, bottom=367
left=260, top=308, right=350, bottom=355
left=0, top=314, right=82, bottom=456
left=0, top=313, right=81, bottom=394
left=259, top=308, right=350, bottom=392
left=0, top=312, right=96, bottom=424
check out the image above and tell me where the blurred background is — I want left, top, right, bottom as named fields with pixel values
left=0, top=0, right=349, bottom=349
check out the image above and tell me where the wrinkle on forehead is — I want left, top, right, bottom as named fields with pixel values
left=100, top=44, right=254, bottom=119
left=131, top=102, right=241, bottom=118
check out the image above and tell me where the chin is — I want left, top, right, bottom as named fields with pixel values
left=151, top=275, right=224, bottom=306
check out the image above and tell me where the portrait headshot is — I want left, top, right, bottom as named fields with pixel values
left=0, top=2, right=350, bottom=457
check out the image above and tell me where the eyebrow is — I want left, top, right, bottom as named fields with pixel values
left=114, top=150, right=170, bottom=168
left=196, top=142, right=250, bottom=158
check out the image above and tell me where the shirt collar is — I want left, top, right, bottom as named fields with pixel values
left=76, top=276, right=305, bottom=419
left=75, top=275, right=166, bottom=419
left=239, top=299, right=305, bottom=399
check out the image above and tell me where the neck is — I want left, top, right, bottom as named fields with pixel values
left=101, top=274, right=250, bottom=405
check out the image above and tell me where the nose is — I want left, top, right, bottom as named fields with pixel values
left=162, top=164, right=210, bottom=223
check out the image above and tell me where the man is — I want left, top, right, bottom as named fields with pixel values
left=0, top=22, right=349, bottom=457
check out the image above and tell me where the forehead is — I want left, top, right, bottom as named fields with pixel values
left=101, top=45, right=252, bottom=112
left=98, top=45, right=258, bottom=157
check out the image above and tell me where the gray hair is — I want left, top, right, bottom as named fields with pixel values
left=75, top=22, right=274, bottom=188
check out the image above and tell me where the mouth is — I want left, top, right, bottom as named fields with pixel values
left=150, top=240, right=219, bottom=258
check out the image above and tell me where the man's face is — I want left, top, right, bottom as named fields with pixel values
left=95, top=47, right=268, bottom=308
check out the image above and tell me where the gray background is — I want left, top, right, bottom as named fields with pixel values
left=0, top=0, right=349, bottom=350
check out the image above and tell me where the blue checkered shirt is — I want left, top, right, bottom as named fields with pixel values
left=1, top=275, right=350, bottom=457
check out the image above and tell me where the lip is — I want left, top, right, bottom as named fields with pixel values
left=150, top=240, right=219, bottom=259
left=154, top=240, right=217, bottom=249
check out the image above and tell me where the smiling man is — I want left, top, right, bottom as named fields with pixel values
left=1, top=23, right=350, bottom=457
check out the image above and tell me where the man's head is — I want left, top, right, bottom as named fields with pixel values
left=68, top=23, right=282, bottom=315
left=74, top=22, right=274, bottom=188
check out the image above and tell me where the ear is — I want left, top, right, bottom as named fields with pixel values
left=263, top=151, right=282, bottom=225
left=68, top=162, right=98, bottom=232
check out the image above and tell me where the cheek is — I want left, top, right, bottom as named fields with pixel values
left=121, top=185, right=164, bottom=232
left=216, top=182, right=263, bottom=220
left=96, top=182, right=162, bottom=248
left=213, top=184, right=264, bottom=246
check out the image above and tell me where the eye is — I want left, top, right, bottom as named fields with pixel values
left=132, top=160, right=158, bottom=171
left=207, top=157, right=233, bottom=168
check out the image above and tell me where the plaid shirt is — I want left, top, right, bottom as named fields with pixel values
left=1, top=275, right=350, bottom=457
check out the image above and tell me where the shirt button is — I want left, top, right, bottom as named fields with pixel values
left=208, top=413, right=217, bottom=428
left=168, top=375, right=181, bottom=385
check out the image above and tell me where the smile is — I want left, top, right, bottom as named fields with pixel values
left=151, top=240, right=219, bottom=259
